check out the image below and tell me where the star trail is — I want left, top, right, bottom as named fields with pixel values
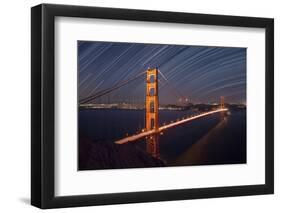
left=78, top=41, right=246, bottom=105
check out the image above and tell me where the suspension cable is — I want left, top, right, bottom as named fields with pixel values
left=80, top=71, right=146, bottom=104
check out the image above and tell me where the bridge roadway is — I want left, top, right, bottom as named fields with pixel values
left=115, top=108, right=228, bottom=144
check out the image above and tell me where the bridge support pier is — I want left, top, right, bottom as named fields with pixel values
left=146, top=68, right=160, bottom=158
left=146, top=133, right=159, bottom=159
left=220, top=96, right=226, bottom=118
left=220, top=96, right=225, bottom=109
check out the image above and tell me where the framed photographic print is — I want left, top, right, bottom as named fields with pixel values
left=31, top=4, right=274, bottom=209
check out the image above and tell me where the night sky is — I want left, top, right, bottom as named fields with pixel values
left=78, top=41, right=246, bottom=105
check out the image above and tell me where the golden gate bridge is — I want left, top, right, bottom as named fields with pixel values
left=80, top=67, right=228, bottom=159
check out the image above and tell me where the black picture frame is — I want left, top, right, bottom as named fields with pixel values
left=31, top=3, right=274, bottom=209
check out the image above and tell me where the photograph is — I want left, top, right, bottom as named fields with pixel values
left=30, top=2, right=274, bottom=209
left=78, top=41, right=247, bottom=170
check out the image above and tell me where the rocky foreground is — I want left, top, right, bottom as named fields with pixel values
left=79, top=139, right=166, bottom=170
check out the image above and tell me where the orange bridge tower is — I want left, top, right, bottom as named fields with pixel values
left=146, top=68, right=160, bottom=158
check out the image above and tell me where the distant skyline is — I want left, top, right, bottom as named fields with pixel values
left=78, top=41, right=246, bottom=104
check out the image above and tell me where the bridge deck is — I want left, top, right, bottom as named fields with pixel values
left=115, top=108, right=228, bottom=144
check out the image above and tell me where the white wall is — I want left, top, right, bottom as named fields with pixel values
left=0, top=0, right=279, bottom=212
